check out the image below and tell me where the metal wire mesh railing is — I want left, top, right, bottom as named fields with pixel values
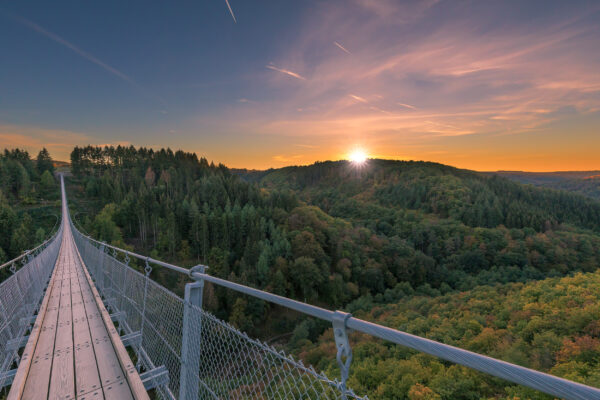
left=0, top=223, right=63, bottom=389
left=71, top=225, right=363, bottom=400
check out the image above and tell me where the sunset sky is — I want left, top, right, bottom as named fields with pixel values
left=1, top=0, right=599, bottom=171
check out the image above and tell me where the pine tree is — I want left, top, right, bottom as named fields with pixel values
left=36, top=148, right=54, bottom=174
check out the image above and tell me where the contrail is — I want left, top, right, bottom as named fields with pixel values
left=8, top=13, right=167, bottom=107
left=266, top=64, right=306, bottom=80
left=334, top=41, right=352, bottom=54
left=11, top=14, right=135, bottom=85
left=224, top=0, right=237, bottom=23
left=397, top=102, right=418, bottom=110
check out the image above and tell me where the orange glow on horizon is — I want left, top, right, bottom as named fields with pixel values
left=5, top=143, right=600, bottom=173
left=1, top=122, right=598, bottom=173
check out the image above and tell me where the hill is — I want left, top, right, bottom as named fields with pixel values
left=52, top=160, right=70, bottom=169
left=240, top=159, right=600, bottom=233
left=66, top=148, right=600, bottom=314
left=494, top=170, right=600, bottom=200
left=65, top=147, right=600, bottom=398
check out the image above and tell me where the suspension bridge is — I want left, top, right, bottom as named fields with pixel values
left=0, top=175, right=599, bottom=399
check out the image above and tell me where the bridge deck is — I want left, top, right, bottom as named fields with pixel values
left=8, top=221, right=148, bottom=399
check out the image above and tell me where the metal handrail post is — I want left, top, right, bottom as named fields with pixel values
left=136, top=258, right=152, bottom=371
left=332, top=310, right=353, bottom=397
left=179, top=265, right=207, bottom=400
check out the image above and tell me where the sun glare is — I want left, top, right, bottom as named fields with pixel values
left=349, top=149, right=368, bottom=164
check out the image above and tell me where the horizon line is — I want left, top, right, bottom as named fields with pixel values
left=39, top=153, right=600, bottom=174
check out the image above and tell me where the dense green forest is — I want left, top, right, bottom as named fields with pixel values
left=67, top=145, right=600, bottom=399
left=496, top=171, right=600, bottom=200
left=0, top=148, right=60, bottom=266
left=304, top=270, right=600, bottom=399
left=249, top=160, right=600, bottom=232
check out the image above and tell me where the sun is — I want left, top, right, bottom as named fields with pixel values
left=348, top=149, right=368, bottom=164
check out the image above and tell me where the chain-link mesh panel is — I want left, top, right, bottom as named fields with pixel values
left=188, top=305, right=356, bottom=400
left=0, top=225, right=63, bottom=387
left=72, top=227, right=365, bottom=400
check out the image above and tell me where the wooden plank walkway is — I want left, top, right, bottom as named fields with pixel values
left=8, top=219, right=149, bottom=400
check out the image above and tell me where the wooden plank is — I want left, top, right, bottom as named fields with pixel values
left=72, top=266, right=103, bottom=399
left=12, top=219, right=149, bottom=400
left=66, top=230, right=133, bottom=399
left=73, top=240, right=150, bottom=400
left=7, top=245, right=62, bottom=400
left=48, top=240, right=76, bottom=400
left=76, top=389, right=103, bottom=400
left=75, top=249, right=128, bottom=389
left=76, top=379, right=133, bottom=400
left=89, top=333, right=127, bottom=387
left=20, top=248, right=65, bottom=399
left=101, top=380, right=134, bottom=400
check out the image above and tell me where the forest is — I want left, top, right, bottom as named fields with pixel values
left=0, top=148, right=60, bottom=268
left=66, top=145, right=600, bottom=399
left=306, top=270, right=600, bottom=399
left=496, top=170, right=600, bottom=200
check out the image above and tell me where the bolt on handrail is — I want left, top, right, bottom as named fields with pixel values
left=70, top=224, right=600, bottom=400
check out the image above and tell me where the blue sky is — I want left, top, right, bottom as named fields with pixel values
left=1, top=0, right=599, bottom=170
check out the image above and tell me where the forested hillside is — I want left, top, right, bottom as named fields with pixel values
left=303, top=271, right=600, bottom=399
left=65, top=146, right=600, bottom=398
left=495, top=171, right=600, bottom=200
left=251, top=160, right=600, bottom=232
left=0, top=148, right=60, bottom=266
left=68, top=146, right=600, bottom=329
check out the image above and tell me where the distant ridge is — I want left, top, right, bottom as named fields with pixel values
left=52, top=160, right=70, bottom=168
left=492, top=170, right=600, bottom=200
left=493, top=170, right=600, bottom=179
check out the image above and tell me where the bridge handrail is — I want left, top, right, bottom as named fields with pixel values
left=0, top=217, right=63, bottom=390
left=71, top=226, right=600, bottom=400
left=0, top=226, right=62, bottom=271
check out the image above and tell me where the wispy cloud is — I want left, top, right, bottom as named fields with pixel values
left=349, top=94, right=367, bottom=103
left=171, top=1, right=600, bottom=170
left=333, top=41, right=352, bottom=54
left=273, top=154, right=304, bottom=163
left=422, top=120, right=475, bottom=137
left=246, top=1, right=600, bottom=152
left=397, top=103, right=418, bottom=111
left=224, top=0, right=237, bottom=23
left=96, top=141, right=133, bottom=147
left=266, top=64, right=306, bottom=80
